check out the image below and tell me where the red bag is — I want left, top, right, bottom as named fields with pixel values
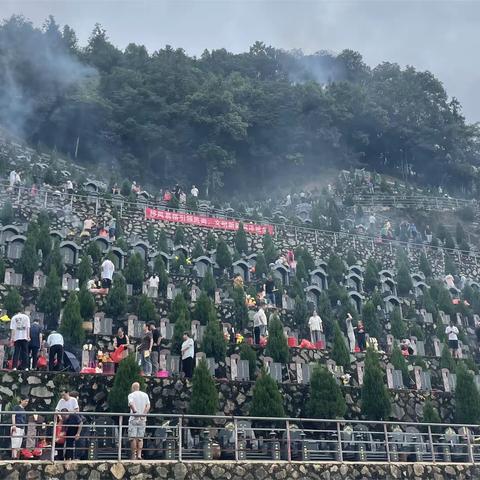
left=110, top=344, right=127, bottom=363
left=287, top=337, right=297, bottom=347
left=37, top=355, right=47, bottom=369
left=299, top=339, right=316, bottom=349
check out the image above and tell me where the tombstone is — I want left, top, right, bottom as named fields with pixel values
left=214, top=289, right=221, bottom=305
left=191, top=320, right=206, bottom=343
left=357, top=361, right=365, bottom=386
left=0, top=345, right=5, bottom=369
left=4, top=268, right=22, bottom=286
left=415, top=340, right=426, bottom=357
left=81, top=348, right=90, bottom=369
left=62, top=273, right=79, bottom=291
left=414, top=367, right=432, bottom=390
left=433, top=337, right=442, bottom=357
left=296, top=362, right=313, bottom=385
left=33, top=270, right=46, bottom=289
left=442, top=368, right=457, bottom=392
left=126, top=284, right=133, bottom=296
left=420, top=309, right=434, bottom=325
left=94, top=314, right=113, bottom=336
left=439, top=311, right=450, bottom=325
left=230, top=354, right=250, bottom=381
left=127, top=315, right=145, bottom=339
left=167, top=355, right=180, bottom=374
left=196, top=352, right=215, bottom=375
left=190, top=285, right=200, bottom=303
left=457, top=341, right=464, bottom=359
left=159, top=349, right=170, bottom=371
left=167, top=283, right=175, bottom=300
left=386, top=363, right=395, bottom=389
left=386, top=334, right=395, bottom=354
left=264, top=357, right=283, bottom=382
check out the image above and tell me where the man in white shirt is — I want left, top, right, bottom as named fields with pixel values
left=308, top=310, right=323, bottom=344
left=101, top=258, right=115, bottom=290
left=253, top=303, right=267, bottom=345
left=128, top=382, right=150, bottom=460
left=55, top=390, right=79, bottom=412
left=10, top=312, right=30, bottom=370
left=190, top=185, right=199, bottom=198
left=181, top=332, right=195, bottom=379
left=47, top=330, right=64, bottom=371
left=147, top=274, right=159, bottom=298
left=445, top=321, right=460, bottom=358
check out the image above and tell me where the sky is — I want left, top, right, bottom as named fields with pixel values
left=2, top=0, right=480, bottom=121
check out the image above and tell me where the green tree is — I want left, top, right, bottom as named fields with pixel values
left=153, top=256, right=169, bottom=295
left=19, top=230, right=39, bottom=285
left=293, top=295, right=308, bottom=333
left=171, top=310, right=191, bottom=355
left=202, top=316, right=226, bottom=362
left=169, top=292, right=190, bottom=324
left=240, top=343, right=257, bottom=380
left=250, top=368, right=285, bottom=417
left=137, top=294, right=156, bottom=323
left=60, top=292, right=85, bottom=346
left=147, top=223, right=155, bottom=245
left=0, top=201, right=14, bottom=224
left=306, top=365, right=346, bottom=419
left=234, top=222, right=249, bottom=254
left=86, top=241, right=102, bottom=265
left=444, top=255, right=458, bottom=276
left=455, top=362, right=480, bottom=423
left=108, top=355, right=144, bottom=412
left=0, top=258, right=5, bottom=285
left=216, top=238, right=232, bottom=269
left=77, top=255, right=93, bottom=288
left=174, top=226, right=185, bottom=245
left=455, top=222, right=466, bottom=246
left=195, top=291, right=215, bottom=325
left=232, top=286, right=249, bottom=330
left=201, top=270, right=216, bottom=298
left=390, top=307, right=406, bottom=339
left=262, top=233, right=277, bottom=265
left=318, top=291, right=334, bottom=340
left=332, top=321, right=350, bottom=368
left=255, top=252, right=268, bottom=278
left=45, top=240, right=63, bottom=275
left=37, top=268, right=62, bottom=329
left=418, top=252, right=432, bottom=278
left=157, top=229, right=169, bottom=252
left=265, top=313, right=289, bottom=363
left=362, top=300, right=381, bottom=339
left=206, top=232, right=216, bottom=251
left=422, top=399, right=441, bottom=428
left=396, top=262, right=413, bottom=296
left=105, top=275, right=128, bottom=318
left=78, top=286, right=95, bottom=320
left=124, top=252, right=144, bottom=293
left=440, top=342, right=456, bottom=371
left=327, top=253, right=346, bottom=283
left=188, top=359, right=218, bottom=415
left=361, top=348, right=391, bottom=420
left=295, top=258, right=308, bottom=282
left=391, top=345, right=409, bottom=386
left=192, top=241, right=205, bottom=259
left=346, top=250, right=357, bottom=267
left=4, top=287, right=23, bottom=317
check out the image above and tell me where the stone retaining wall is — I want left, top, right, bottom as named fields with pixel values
left=0, top=461, right=477, bottom=480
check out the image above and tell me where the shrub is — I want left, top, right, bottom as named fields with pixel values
left=265, top=314, right=289, bottom=363
left=240, top=343, right=257, bottom=380
left=455, top=362, right=480, bottom=423
left=59, top=292, right=85, bottom=347
left=216, top=238, right=232, bottom=269
left=362, top=300, right=381, bottom=339
left=422, top=399, right=441, bottom=431
left=306, top=365, right=346, bottom=419
left=0, top=201, right=14, bottom=224
left=171, top=310, right=191, bottom=355
left=391, top=345, right=409, bottom=386
left=19, top=231, right=39, bottom=285
left=440, top=343, right=456, bottom=371
left=78, top=286, right=95, bottom=320
left=157, top=229, right=169, bottom=252
left=390, top=307, right=406, bottom=339
left=45, top=240, right=64, bottom=275
left=206, top=232, right=216, bottom=251
left=262, top=233, right=277, bottom=265
left=327, top=253, right=345, bottom=283
left=361, top=348, right=391, bottom=420
left=234, top=222, right=249, bottom=254
left=105, top=275, right=128, bottom=318
left=419, top=252, right=432, bottom=278
left=4, top=287, right=23, bottom=317
left=153, top=256, right=168, bottom=295
left=202, top=316, right=226, bottom=362
left=195, top=291, right=215, bottom=325
left=86, top=241, right=102, bottom=265
left=292, top=296, right=308, bottom=333
left=108, top=354, right=144, bottom=413
left=232, top=286, right=249, bottom=330
left=255, top=253, right=268, bottom=278
left=192, top=241, right=205, bottom=259
left=188, top=359, right=218, bottom=415
left=137, top=294, right=156, bottom=323
left=250, top=368, right=284, bottom=417
left=201, top=270, right=216, bottom=298
left=332, top=321, right=350, bottom=368
left=77, top=255, right=93, bottom=288
left=174, top=227, right=185, bottom=245
left=38, top=268, right=62, bottom=329
left=124, top=252, right=145, bottom=293
left=318, top=292, right=334, bottom=341
left=396, top=263, right=413, bottom=296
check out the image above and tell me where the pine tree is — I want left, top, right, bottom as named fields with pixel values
left=318, top=291, right=334, bottom=341
left=195, top=291, right=215, bottom=325
left=295, top=247, right=315, bottom=272
left=202, top=315, right=226, bottom=362
left=234, top=222, right=249, bottom=255
left=108, top=355, right=145, bottom=412
left=78, top=286, right=95, bottom=320
left=147, top=223, right=155, bottom=245
left=19, top=229, right=39, bottom=285
left=361, top=348, right=391, bottom=420
left=265, top=314, right=289, bottom=363
left=346, top=250, right=357, bottom=267
left=456, top=222, right=466, bottom=246
left=157, top=229, right=169, bottom=252
left=0, top=258, right=5, bottom=285
left=444, top=255, right=458, bottom=276
left=60, top=292, right=85, bottom=347
left=206, top=231, right=216, bottom=251
left=306, top=365, right=346, bottom=419
left=201, top=270, right=216, bottom=298
left=240, top=343, right=257, bottom=380
left=169, top=293, right=190, bottom=324
left=171, top=310, right=191, bottom=355
left=36, top=220, right=52, bottom=260
left=153, top=256, right=168, bottom=295
left=0, top=201, right=13, bottom=224
left=419, top=252, right=432, bottom=278
left=232, top=286, right=249, bottom=330
left=391, top=345, right=409, bottom=386
left=4, top=287, right=23, bottom=317
left=262, top=233, right=277, bottom=265
left=295, top=258, right=308, bottom=282
left=250, top=368, right=285, bottom=417
left=332, top=321, right=350, bottom=368
left=77, top=255, right=93, bottom=288
left=440, top=343, right=456, bottom=371
left=105, top=275, right=128, bottom=318
left=85, top=241, right=102, bottom=265
left=38, top=268, right=62, bottom=329
left=192, top=241, right=205, bottom=259
left=137, top=294, right=156, bottom=323
left=45, top=240, right=63, bottom=275
left=255, top=253, right=268, bottom=279
left=422, top=399, right=441, bottom=430
left=188, top=359, right=218, bottom=415
left=327, top=253, right=346, bottom=283
left=124, top=252, right=144, bottom=293
left=455, top=362, right=480, bottom=423
left=293, top=296, right=308, bottom=333
left=216, top=238, right=232, bottom=269
left=174, top=226, right=185, bottom=245
left=362, top=300, right=381, bottom=339
left=390, top=307, right=406, bottom=339
left=396, top=262, right=413, bottom=296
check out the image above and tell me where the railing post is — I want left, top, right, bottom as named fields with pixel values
left=95, top=197, right=99, bottom=216
left=286, top=420, right=291, bottom=462
left=178, top=417, right=183, bottom=461
left=427, top=425, right=436, bottom=463
left=466, top=428, right=474, bottom=463
left=117, top=415, right=123, bottom=461
left=336, top=422, right=343, bottom=462
left=383, top=423, right=391, bottom=463
left=234, top=418, right=239, bottom=461
left=51, top=414, right=57, bottom=462
left=44, top=192, right=47, bottom=208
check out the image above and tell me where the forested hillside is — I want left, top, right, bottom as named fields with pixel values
left=1, top=15, right=479, bottom=196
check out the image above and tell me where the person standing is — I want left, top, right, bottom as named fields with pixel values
left=191, top=185, right=199, bottom=198
left=446, top=320, right=460, bottom=358
left=149, top=323, right=162, bottom=376
left=101, top=257, right=115, bottom=291
left=47, top=330, right=64, bottom=371
left=264, top=275, right=276, bottom=306
left=137, top=324, right=153, bottom=376
left=147, top=274, right=159, bottom=298
left=355, top=320, right=366, bottom=352
left=253, top=303, right=267, bottom=345
left=63, top=410, right=83, bottom=460
left=55, top=390, right=79, bottom=412
left=10, top=311, right=30, bottom=370
left=128, top=382, right=150, bottom=460
left=308, top=309, right=323, bottom=344
left=11, top=396, right=29, bottom=459
left=346, top=313, right=356, bottom=353
left=181, top=332, right=195, bottom=379
left=28, top=318, right=42, bottom=369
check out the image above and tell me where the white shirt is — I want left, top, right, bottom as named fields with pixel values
left=253, top=309, right=267, bottom=327
left=10, top=313, right=30, bottom=341
left=66, top=180, right=73, bottom=190
left=56, top=397, right=79, bottom=412
left=47, top=332, right=64, bottom=347
left=446, top=325, right=459, bottom=341
left=101, top=259, right=115, bottom=280
left=128, top=390, right=150, bottom=415
left=148, top=276, right=159, bottom=288
left=181, top=337, right=194, bottom=360
left=191, top=187, right=199, bottom=197
left=369, top=215, right=376, bottom=224
left=308, top=314, right=323, bottom=332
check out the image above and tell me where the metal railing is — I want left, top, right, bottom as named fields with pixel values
left=1, top=411, right=480, bottom=464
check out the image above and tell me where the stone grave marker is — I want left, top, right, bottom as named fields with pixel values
left=159, top=349, right=170, bottom=371
left=33, top=270, right=46, bottom=289
left=127, top=315, right=145, bottom=339
left=166, top=283, right=175, bottom=300
left=357, top=361, right=365, bottom=386
left=126, top=284, right=133, bottom=296
left=94, top=314, right=113, bottom=336
left=191, top=285, right=200, bottom=303
left=214, top=289, right=222, bottom=305
left=4, top=268, right=22, bottom=286
left=433, top=337, right=442, bottom=357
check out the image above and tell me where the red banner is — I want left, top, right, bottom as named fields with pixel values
left=145, top=207, right=274, bottom=235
